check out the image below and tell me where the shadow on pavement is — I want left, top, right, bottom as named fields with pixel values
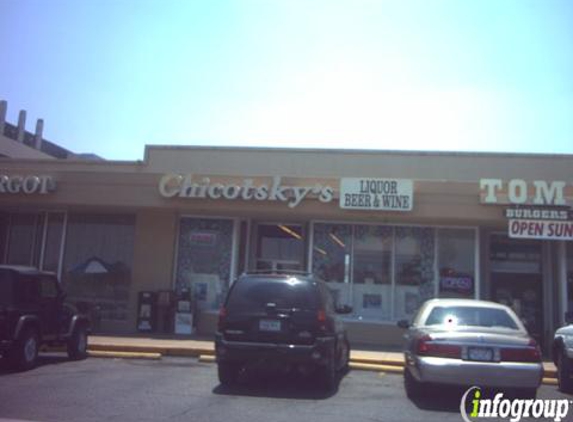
left=212, top=367, right=348, bottom=400
left=0, top=353, right=71, bottom=375
left=408, top=385, right=467, bottom=413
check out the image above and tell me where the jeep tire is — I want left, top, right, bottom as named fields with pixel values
left=67, top=325, right=88, bottom=360
left=11, top=327, right=39, bottom=371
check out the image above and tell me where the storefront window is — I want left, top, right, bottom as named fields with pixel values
left=352, top=225, right=392, bottom=320
left=256, top=224, right=305, bottom=271
left=394, top=227, right=436, bottom=320
left=41, top=213, right=64, bottom=273
left=175, top=218, right=234, bottom=311
left=311, top=223, right=474, bottom=322
left=312, top=223, right=352, bottom=307
left=6, top=213, right=42, bottom=266
left=437, top=228, right=476, bottom=299
left=62, top=214, right=135, bottom=321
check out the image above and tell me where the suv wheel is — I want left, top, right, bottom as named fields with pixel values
left=11, top=327, right=39, bottom=371
left=217, top=362, right=241, bottom=386
left=320, top=350, right=336, bottom=391
left=67, top=325, right=88, bottom=360
left=557, top=349, right=573, bottom=393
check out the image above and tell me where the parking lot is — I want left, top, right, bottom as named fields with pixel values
left=0, top=354, right=570, bottom=422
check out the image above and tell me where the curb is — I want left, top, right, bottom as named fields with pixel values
left=88, top=343, right=559, bottom=385
left=88, top=350, right=162, bottom=360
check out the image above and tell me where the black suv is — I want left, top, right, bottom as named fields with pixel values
left=0, top=266, right=90, bottom=370
left=215, top=272, right=352, bottom=390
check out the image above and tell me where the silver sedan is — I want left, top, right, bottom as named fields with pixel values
left=398, top=299, right=543, bottom=398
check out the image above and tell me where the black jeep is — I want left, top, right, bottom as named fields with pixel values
left=215, top=272, right=352, bottom=390
left=0, top=265, right=90, bottom=370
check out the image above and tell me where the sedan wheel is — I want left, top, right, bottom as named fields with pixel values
left=404, top=367, right=423, bottom=399
left=557, top=350, right=573, bottom=393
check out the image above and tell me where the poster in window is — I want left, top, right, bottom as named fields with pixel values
left=363, top=294, right=382, bottom=309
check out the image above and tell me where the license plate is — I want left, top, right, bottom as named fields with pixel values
left=259, top=319, right=281, bottom=332
left=468, top=347, right=493, bottom=362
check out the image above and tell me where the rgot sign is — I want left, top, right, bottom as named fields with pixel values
left=0, top=175, right=55, bottom=195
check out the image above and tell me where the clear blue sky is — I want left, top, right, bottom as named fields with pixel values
left=1, top=0, right=572, bottom=160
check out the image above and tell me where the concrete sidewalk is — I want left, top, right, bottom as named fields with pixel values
left=86, top=335, right=558, bottom=384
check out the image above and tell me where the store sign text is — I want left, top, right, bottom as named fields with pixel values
left=480, top=179, right=568, bottom=205
left=508, top=219, right=573, bottom=241
left=505, top=206, right=572, bottom=221
left=440, top=276, right=473, bottom=294
left=0, top=175, right=55, bottom=195
left=339, top=178, right=413, bottom=211
left=159, top=174, right=334, bottom=208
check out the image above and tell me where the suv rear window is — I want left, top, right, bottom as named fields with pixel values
left=0, top=270, right=13, bottom=305
left=226, top=277, right=319, bottom=312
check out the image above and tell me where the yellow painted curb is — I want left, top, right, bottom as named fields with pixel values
left=198, top=355, right=216, bottom=363
left=350, top=362, right=404, bottom=374
left=542, top=377, right=558, bottom=386
left=88, top=350, right=162, bottom=360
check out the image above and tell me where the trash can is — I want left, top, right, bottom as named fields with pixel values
left=136, top=291, right=157, bottom=332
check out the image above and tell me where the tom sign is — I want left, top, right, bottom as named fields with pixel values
left=480, top=179, right=573, bottom=241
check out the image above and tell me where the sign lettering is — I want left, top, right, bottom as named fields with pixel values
left=339, top=178, right=413, bottom=211
left=159, top=174, right=334, bottom=208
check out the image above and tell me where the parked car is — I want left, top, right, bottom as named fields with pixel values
left=397, top=298, right=543, bottom=399
left=0, top=265, right=90, bottom=370
left=552, top=313, right=573, bottom=393
left=215, top=271, right=352, bottom=390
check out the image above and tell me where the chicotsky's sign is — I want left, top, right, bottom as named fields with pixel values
left=159, top=174, right=334, bottom=208
left=339, top=178, right=413, bottom=211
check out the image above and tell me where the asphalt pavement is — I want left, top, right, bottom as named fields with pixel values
left=0, top=354, right=570, bottom=422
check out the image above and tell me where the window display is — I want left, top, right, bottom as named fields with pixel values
left=352, top=225, right=392, bottom=320
left=175, top=218, right=234, bottom=311
left=394, top=227, right=435, bottom=320
left=62, top=214, right=135, bottom=322
left=437, top=228, right=476, bottom=298
left=312, top=223, right=352, bottom=307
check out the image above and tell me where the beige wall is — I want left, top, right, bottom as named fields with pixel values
left=128, top=210, right=178, bottom=331
left=1, top=146, right=572, bottom=344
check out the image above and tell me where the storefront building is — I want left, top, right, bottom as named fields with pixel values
left=1, top=146, right=572, bottom=350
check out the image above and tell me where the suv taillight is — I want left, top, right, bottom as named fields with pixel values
left=500, top=339, right=541, bottom=363
left=218, top=307, right=227, bottom=332
left=317, top=309, right=327, bottom=331
left=416, top=335, right=461, bottom=359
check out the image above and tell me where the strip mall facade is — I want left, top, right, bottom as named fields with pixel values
left=1, top=146, right=572, bottom=350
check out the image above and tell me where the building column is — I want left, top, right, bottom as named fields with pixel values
left=558, top=241, right=568, bottom=326
left=17, top=110, right=26, bottom=142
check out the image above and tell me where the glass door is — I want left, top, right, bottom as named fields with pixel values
left=490, top=234, right=543, bottom=344
left=254, top=223, right=306, bottom=272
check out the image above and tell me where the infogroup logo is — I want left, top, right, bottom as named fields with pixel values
left=459, top=387, right=570, bottom=422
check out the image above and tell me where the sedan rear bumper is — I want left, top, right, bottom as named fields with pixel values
left=408, top=355, right=543, bottom=389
